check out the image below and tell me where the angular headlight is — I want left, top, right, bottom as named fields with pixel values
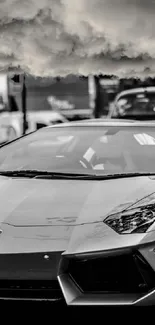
left=104, top=204, right=155, bottom=234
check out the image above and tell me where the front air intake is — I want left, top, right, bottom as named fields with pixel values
left=67, top=251, right=155, bottom=294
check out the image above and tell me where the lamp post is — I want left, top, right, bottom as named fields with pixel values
left=21, top=74, right=27, bottom=135
left=9, top=72, right=27, bottom=135
left=88, top=75, right=102, bottom=118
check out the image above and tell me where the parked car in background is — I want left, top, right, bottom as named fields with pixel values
left=108, top=87, right=155, bottom=120
left=0, top=96, right=68, bottom=144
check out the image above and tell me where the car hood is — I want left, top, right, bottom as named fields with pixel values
left=0, top=175, right=155, bottom=254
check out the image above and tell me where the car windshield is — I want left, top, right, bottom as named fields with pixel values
left=112, top=92, right=155, bottom=120
left=1, top=125, right=155, bottom=176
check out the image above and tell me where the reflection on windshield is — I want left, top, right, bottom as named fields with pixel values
left=134, top=133, right=155, bottom=145
left=0, top=126, right=155, bottom=175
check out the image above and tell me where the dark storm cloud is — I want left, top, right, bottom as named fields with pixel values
left=0, top=0, right=154, bottom=77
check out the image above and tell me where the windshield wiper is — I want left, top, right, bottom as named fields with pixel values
left=83, top=172, right=155, bottom=180
left=0, top=170, right=42, bottom=178
left=0, top=170, right=154, bottom=180
left=0, top=170, right=97, bottom=179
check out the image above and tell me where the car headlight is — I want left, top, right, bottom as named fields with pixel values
left=104, top=204, right=155, bottom=234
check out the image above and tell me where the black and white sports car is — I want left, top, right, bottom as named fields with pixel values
left=0, top=120, right=155, bottom=306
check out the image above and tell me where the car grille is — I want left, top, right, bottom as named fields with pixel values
left=67, top=251, right=155, bottom=294
left=0, top=252, right=64, bottom=301
left=0, top=280, right=63, bottom=300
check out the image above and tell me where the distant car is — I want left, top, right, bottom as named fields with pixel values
left=0, top=120, right=155, bottom=304
left=0, top=100, right=68, bottom=143
left=108, top=86, right=155, bottom=120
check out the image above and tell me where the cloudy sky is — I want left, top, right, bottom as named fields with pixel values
left=0, top=0, right=154, bottom=77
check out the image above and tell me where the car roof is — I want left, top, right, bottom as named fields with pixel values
left=46, top=118, right=155, bottom=129
left=115, top=86, right=155, bottom=101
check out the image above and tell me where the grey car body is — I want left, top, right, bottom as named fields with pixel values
left=0, top=120, right=154, bottom=305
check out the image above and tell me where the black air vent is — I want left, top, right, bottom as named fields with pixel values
left=0, top=280, right=63, bottom=300
left=67, top=251, right=155, bottom=294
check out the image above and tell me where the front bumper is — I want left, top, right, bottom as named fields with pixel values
left=0, top=245, right=155, bottom=305
left=58, top=245, right=155, bottom=306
